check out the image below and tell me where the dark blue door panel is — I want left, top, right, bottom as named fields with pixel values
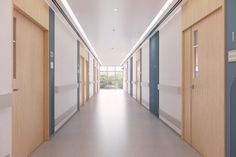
left=49, top=8, right=55, bottom=136
left=226, top=0, right=236, bottom=156
left=149, top=32, right=159, bottom=117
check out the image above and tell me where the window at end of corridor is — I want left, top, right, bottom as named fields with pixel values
left=100, top=66, right=123, bottom=89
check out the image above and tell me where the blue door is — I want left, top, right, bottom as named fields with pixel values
left=49, top=8, right=55, bottom=136
left=226, top=0, right=236, bottom=156
left=149, top=32, right=159, bottom=117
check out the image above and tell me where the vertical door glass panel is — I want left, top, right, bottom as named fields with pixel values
left=194, top=30, right=199, bottom=78
left=13, top=17, right=17, bottom=79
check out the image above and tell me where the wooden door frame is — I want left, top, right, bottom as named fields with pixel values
left=85, top=60, right=89, bottom=101
left=12, top=7, right=50, bottom=142
left=80, top=56, right=85, bottom=106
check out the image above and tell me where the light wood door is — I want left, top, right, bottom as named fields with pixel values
left=183, top=8, right=225, bottom=157
left=13, top=10, right=45, bottom=157
left=80, top=57, right=84, bottom=106
left=136, top=60, right=141, bottom=103
left=85, top=60, right=89, bottom=101
left=93, top=60, right=97, bottom=95
left=182, top=28, right=192, bottom=144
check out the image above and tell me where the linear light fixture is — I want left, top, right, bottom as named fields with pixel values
left=61, top=0, right=103, bottom=65
left=120, top=0, right=174, bottom=65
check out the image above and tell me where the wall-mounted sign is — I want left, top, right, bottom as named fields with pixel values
left=228, top=50, right=236, bottom=63
left=50, top=62, right=54, bottom=69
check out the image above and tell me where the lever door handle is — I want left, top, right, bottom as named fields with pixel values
left=191, top=85, right=195, bottom=89
left=13, top=89, right=19, bottom=92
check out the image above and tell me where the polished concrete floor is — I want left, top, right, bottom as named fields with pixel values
left=31, top=90, right=202, bottom=157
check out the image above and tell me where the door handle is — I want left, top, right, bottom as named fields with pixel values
left=13, top=89, right=19, bottom=92
left=191, top=85, right=195, bottom=89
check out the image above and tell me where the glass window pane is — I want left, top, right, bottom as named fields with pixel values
left=108, top=66, right=116, bottom=72
left=99, top=66, right=123, bottom=89
left=100, top=66, right=107, bottom=72
left=100, top=72, right=108, bottom=89
left=115, top=72, right=123, bottom=89
left=116, top=66, right=123, bottom=72
left=193, top=30, right=199, bottom=78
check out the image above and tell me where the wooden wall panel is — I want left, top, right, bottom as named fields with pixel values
left=182, top=0, right=223, bottom=30
left=13, top=0, right=49, bottom=30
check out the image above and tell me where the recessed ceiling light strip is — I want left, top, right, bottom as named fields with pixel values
left=120, top=0, right=183, bottom=65
left=51, top=0, right=102, bottom=65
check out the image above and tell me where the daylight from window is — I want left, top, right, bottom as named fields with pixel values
left=100, top=66, right=123, bottom=89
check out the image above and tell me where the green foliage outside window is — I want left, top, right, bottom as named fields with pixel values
left=100, top=66, right=123, bottom=89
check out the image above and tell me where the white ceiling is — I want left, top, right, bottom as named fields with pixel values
left=67, top=0, right=167, bottom=65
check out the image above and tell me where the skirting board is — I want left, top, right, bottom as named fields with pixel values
left=55, top=105, right=78, bottom=131
left=0, top=93, right=12, bottom=110
left=159, top=109, right=181, bottom=134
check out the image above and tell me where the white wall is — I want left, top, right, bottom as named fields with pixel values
left=141, top=40, right=150, bottom=109
left=0, top=0, right=12, bottom=156
left=159, top=9, right=182, bottom=134
left=55, top=15, right=78, bottom=131
left=89, top=55, right=94, bottom=98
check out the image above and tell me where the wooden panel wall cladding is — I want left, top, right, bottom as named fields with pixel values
left=182, top=0, right=223, bottom=30
left=13, top=0, right=49, bottom=29
left=12, top=0, right=49, bottom=157
left=182, top=0, right=225, bottom=157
